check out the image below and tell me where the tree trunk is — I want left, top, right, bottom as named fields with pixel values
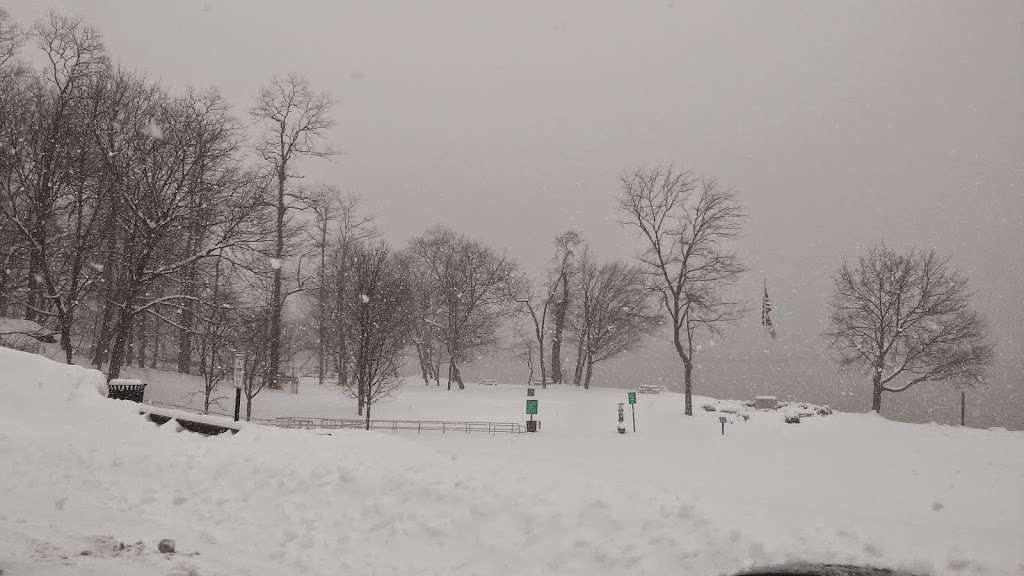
left=176, top=303, right=194, bottom=373
left=60, top=323, right=73, bottom=365
left=415, top=343, right=430, bottom=384
left=434, top=347, right=442, bottom=386
left=151, top=315, right=160, bottom=368
left=871, top=371, right=883, bottom=413
left=150, top=317, right=159, bottom=369
left=318, top=225, right=327, bottom=387
left=537, top=332, right=547, bottom=388
left=526, top=346, right=535, bottom=385
left=246, top=395, right=252, bottom=421
left=550, top=271, right=570, bottom=383
left=453, top=363, right=464, bottom=389
left=266, top=171, right=286, bottom=391
left=364, top=385, right=371, bottom=430
left=338, top=338, right=349, bottom=388
left=105, top=302, right=135, bottom=382
left=176, top=244, right=198, bottom=374
left=24, top=253, right=39, bottom=323
left=91, top=195, right=122, bottom=368
left=584, top=352, right=594, bottom=389
left=572, top=334, right=586, bottom=386
left=137, top=313, right=147, bottom=368
left=92, top=298, right=117, bottom=369
left=0, top=263, right=9, bottom=317
left=125, top=317, right=135, bottom=367
left=683, top=360, right=693, bottom=416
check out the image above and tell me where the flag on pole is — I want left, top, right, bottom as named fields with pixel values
left=762, top=279, right=776, bottom=338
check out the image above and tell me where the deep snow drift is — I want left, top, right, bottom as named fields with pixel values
left=1, top=347, right=1023, bottom=576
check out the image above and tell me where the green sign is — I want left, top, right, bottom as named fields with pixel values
left=628, top=392, right=637, bottom=405
left=526, top=399, right=538, bottom=415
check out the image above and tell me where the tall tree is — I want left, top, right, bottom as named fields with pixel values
left=574, top=254, right=660, bottom=388
left=410, top=226, right=517, bottom=390
left=321, top=195, right=374, bottom=389
left=548, top=230, right=582, bottom=384
left=825, top=246, right=993, bottom=413
left=0, top=13, right=108, bottom=363
left=395, top=249, right=442, bottom=385
left=250, top=74, right=334, bottom=390
left=98, top=81, right=260, bottom=381
left=307, top=185, right=338, bottom=387
left=618, top=165, right=746, bottom=415
left=345, top=241, right=409, bottom=427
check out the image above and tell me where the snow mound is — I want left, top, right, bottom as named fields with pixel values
left=0, top=317, right=53, bottom=354
left=1, top=348, right=1023, bottom=576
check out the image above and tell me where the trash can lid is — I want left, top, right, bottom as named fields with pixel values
left=108, top=378, right=145, bottom=386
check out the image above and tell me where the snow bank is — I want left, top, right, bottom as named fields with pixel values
left=0, top=317, right=52, bottom=355
left=1, top=345, right=109, bottom=402
left=1, top=348, right=1023, bottom=576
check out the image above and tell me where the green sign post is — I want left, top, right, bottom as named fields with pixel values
left=525, top=399, right=539, bottom=433
left=628, top=392, right=636, bottom=432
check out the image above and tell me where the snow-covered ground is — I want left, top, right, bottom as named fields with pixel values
left=2, top=347, right=1023, bottom=576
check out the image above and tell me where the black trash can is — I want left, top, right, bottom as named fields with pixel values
left=107, top=378, right=146, bottom=402
left=526, top=420, right=538, bottom=433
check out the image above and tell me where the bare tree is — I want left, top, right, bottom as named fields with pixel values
left=238, top=307, right=271, bottom=421
left=825, top=245, right=994, bottom=413
left=410, top=226, right=517, bottom=390
left=548, top=230, right=583, bottom=384
left=618, top=165, right=746, bottom=415
left=321, top=196, right=374, bottom=389
left=250, top=74, right=334, bottom=390
left=574, top=254, right=660, bottom=388
left=307, top=185, right=338, bottom=387
left=0, top=13, right=108, bottom=362
left=514, top=232, right=583, bottom=388
left=395, top=249, right=442, bottom=385
left=97, top=81, right=261, bottom=381
left=191, top=257, right=242, bottom=414
left=345, top=241, right=409, bottom=428
left=0, top=8, right=24, bottom=71
left=508, top=317, right=537, bottom=386
left=513, top=279, right=552, bottom=388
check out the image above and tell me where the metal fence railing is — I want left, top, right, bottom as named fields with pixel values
left=138, top=401, right=523, bottom=435
left=274, top=416, right=523, bottom=434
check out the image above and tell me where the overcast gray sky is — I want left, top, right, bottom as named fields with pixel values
left=7, top=0, right=1022, bottom=427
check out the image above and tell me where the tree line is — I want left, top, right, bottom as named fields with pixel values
left=0, top=11, right=994, bottom=421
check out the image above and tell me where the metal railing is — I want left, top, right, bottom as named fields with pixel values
left=137, top=401, right=523, bottom=435
left=274, top=416, right=523, bottom=434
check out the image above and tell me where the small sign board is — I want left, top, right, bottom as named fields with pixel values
left=233, top=353, right=244, bottom=389
left=628, top=392, right=636, bottom=405
left=527, top=387, right=535, bottom=397
left=526, top=399, right=538, bottom=415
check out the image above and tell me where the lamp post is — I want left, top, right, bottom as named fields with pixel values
left=233, top=352, right=244, bottom=422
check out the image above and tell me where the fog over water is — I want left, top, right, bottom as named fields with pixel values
left=9, top=0, right=1021, bottom=428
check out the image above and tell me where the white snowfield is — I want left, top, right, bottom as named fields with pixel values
left=1, top=347, right=1023, bottom=576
